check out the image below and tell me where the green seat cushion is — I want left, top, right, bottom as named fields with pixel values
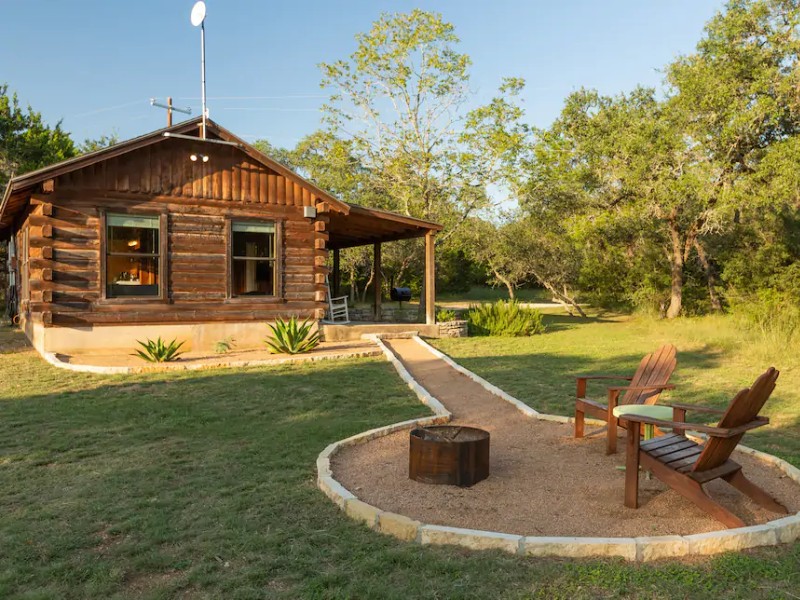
left=612, top=404, right=673, bottom=420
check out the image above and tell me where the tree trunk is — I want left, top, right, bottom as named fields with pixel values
left=666, top=221, right=683, bottom=319
left=529, top=269, right=587, bottom=318
left=349, top=266, right=358, bottom=303
left=361, top=268, right=374, bottom=304
left=694, top=239, right=722, bottom=312
left=492, top=269, right=515, bottom=300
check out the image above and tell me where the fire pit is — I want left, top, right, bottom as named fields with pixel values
left=409, top=425, right=490, bottom=487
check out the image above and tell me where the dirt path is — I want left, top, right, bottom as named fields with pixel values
left=333, top=338, right=800, bottom=537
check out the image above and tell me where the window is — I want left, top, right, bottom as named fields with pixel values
left=105, top=214, right=161, bottom=298
left=230, top=221, right=276, bottom=297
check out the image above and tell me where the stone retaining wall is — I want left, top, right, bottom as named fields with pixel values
left=317, top=335, right=800, bottom=561
left=437, top=320, right=468, bottom=338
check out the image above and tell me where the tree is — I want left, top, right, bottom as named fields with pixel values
left=666, top=0, right=800, bottom=311
left=318, top=11, right=527, bottom=253
left=0, top=84, right=75, bottom=190
left=521, top=87, right=716, bottom=317
left=78, top=132, right=119, bottom=154
left=1, top=85, right=77, bottom=313
left=466, top=213, right=586, bottom=316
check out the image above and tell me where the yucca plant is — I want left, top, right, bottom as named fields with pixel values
left=134, top=337, right=186, bottom=362
left=467, top=300, right=545, bottom=337
left=265, top=316, right=321, bottom=355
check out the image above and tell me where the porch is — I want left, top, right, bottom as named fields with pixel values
left=325, top=203, right=442, bottom=325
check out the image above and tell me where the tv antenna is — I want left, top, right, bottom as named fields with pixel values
left=161, top=1, right=243, bottom=153
left=191, top=0, right=208, bottom=139
left=150, top=97, right=191, bottom=127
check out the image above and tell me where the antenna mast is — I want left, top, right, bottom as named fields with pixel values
left=191, top=1, right=208, bottom=139
left=200, top=18, right=207, bottom=138
left=150, top=97, right=192, bottom=127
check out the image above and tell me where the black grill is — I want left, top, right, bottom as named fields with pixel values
left=390, top=287, right=412, bottom=302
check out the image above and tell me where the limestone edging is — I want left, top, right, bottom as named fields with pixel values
left=40, top=347, right=382, bottom=375
left=317, top=335, right=800, bottom=561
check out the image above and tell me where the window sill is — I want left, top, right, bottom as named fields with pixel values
left=97, top=297, right=170, bottom=305
left=224, top=296, right=285, bottom=304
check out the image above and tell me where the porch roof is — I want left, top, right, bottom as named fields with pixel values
left=327, top=203, right=442, bottom=249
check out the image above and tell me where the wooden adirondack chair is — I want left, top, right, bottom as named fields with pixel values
left=620, top=367, right=789, bottom=528
left=574, top=344, right=677, bottom=454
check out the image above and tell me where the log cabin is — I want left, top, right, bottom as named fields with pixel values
left=0, top=117, right=441, bottom=355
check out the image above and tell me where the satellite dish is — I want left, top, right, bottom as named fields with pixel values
left=190, top=1, right=206, bottom=27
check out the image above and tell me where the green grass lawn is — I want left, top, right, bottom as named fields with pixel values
left=1, top=319, right=800, bottom=599
left=432, top=312, right=800, bottom=466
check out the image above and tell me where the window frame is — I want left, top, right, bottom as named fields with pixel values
left=99, top=209, right=169, bottom=304
left=225, top=217, right=283, bottom=302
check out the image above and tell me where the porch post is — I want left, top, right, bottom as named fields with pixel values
left=373, top=242, right=382, bottom=322
left=332, top=248, right=340, bottom=297
left=425, top=230, right=436, bottom=325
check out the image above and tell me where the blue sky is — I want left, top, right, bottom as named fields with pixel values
left=1, top=0, right=724, bottom=149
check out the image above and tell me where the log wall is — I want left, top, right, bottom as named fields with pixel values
left=22, top=139, right=330, bottom=328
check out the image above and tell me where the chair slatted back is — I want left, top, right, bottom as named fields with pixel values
left=622, top=344, right=677, bottom=406
left=692, top=368, right=779, bottom=473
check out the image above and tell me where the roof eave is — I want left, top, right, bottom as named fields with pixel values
left=344, top=202, right=443, bottom=231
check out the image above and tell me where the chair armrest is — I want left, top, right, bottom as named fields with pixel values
left=576, top=375, right=634, bottom=382
left=576, top=375, right=633, bottom=399
left=330, top=295, right=349, bottom=302
left=668, top=402, right=725, bottom=414
left=620, top=413, right=769, bottom=438
left=606, top=384, right=675, bottom=393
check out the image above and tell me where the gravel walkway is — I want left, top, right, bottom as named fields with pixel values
left=333, top=338, right=800, bottom=537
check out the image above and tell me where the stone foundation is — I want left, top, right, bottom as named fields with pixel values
left=350, top=306, right=420, bottom=323
left=20, top=319, right=304, bottom=354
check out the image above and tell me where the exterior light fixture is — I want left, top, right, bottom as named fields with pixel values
left=189, top=153, right=210, bottom=162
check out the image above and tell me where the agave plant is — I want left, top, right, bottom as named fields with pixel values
left=265, top=317, right=321, bottom=355
left=214, top=336, right=236, bottom=354
left=134, top=337, right=186, bottom=362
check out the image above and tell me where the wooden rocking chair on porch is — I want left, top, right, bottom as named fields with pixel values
left=324, top=276, right=350, bottom=324
left=574, top=344, right=678, bottom=454
left=620, top=367, right=789, bottom=528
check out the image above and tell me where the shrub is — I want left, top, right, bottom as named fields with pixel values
left=732, top=289, right=800, bottom=346
left=134, top=337, right=186, bottom=362
left=436, top=308, right=458, bottom=322
left=214, top=337, right=235, bottom=354
left=467, top=300, right=545, bottom=336
left=265, top=317, right=321, bottom=355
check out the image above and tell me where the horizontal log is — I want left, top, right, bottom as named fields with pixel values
left=30, top=258, right=95, bottom=273
left=52, top=248, right=98, bottom=262
left=169, top=222, right=225, bottom=234
left=50, top=307, right=320, bottom=327
left=169, top=292, right=227, bottom=302
left=170, top=272, right=226, bottom=285
left=31, top=279, right=97, bottom=292
left=168, top=262, right=226, bottom=274
left=54, top=291, right=99, bottom=303
left=170, top=242, right=226, bottom=254
left=52, top=191, right=313, bottom=219
left=30, top=236, right=99, bottom=250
